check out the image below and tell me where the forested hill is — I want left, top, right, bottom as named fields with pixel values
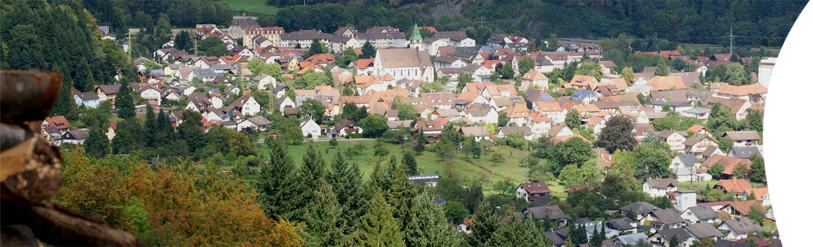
left=270, top=0, right=807, bottom=47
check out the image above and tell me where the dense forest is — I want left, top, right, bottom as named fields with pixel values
left=270, top=0, right=807, bottom=48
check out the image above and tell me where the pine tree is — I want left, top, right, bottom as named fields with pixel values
left=153, top=109, right=171, bottom=147
left=405, top=194, right=460, bottom=247
left=301, top=144, right=327, bottom=211
left=466, top=202, right=502, bottom=247
left=416, top=129, right=428, bottom=144
left=328, top=151, right=370, bottom=235
left=256, top=137, right=306, bottom=221
left=111, top=126, right=135, bottom=154
left=590, top=226, right=602, bottom=247
left=115, top=82, right=135, bottom=119
left=403, top=151, right=418, bottom=176
left=387, top=161, right=416, bottom=230
left=669, top=234, right=679, bottom=247
left=564, top=235, right=576, bottom=247
left=143, top=108, right=157, bottom=147
left=324, top=67, right=335, bottom=86
left=84, top=125, right=110, bottom=158
left=303, top=181, right=353, bottom=247
left=358, top=193, right=406, bottom=247
left=361, top=41, right=376, bottom=59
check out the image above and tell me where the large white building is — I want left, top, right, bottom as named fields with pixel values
left=758, top=57, right=776, bottom=88
left=373, top=48, right=435, bottom=82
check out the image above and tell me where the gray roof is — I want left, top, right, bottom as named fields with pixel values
left=685, top=223, right=725, bottom=239
left=460, top=126, right=490, bottom=137
left=650, top=90, right=688, bottom=102
left=720, top=218, right=764, bottom=235
left=524, top=205, right=568, bottom=220
left=677, top=154, right=701, bottom=166
left=715, top=240, right=752, bottom=247
left=702, top=146, right=720, bottom=157
left=75, top=92, right=99, bottom=100
left=499, top=126, right=532, bottom=136
left=247, top=116, right=272, bottom=126
left=728, top=146, right=762, bottom=159
left=724, top=131, right=761, bottom=141
left=614, top=233, right=648, bottom=245
left=193, top=69, right=217, bottom=78
left=531, top=197, right=556, bottom=207
left=655, top=228, right=693, bottom=243
left=231, top=17, right=260, bottom=28
left=651, top=208, right=685, bottom=225
left=619, top=202, right=660, bottom=214
left=646, top=178, right=678, bottom=189
left=408, top=175, right=440, bottom=185
left=683, top=107, right=712, bottom=114
left=387, top=120, right=413, bottom=129
left=606, top=218, right=636, bottom=231
left=544, top=228, right=569, bottom=246
left=686, top=206, right=719, bottom=221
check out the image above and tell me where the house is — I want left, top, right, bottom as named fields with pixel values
left=252, top=73, right=277, bottom=91
left=602, top=218, right=638, bottom=237
left=42, top=115, right=72, bottom=134
left=243, top=116, right=271, bottom=132
left=681, top=108, right=712, bottom=120
left=643, top=178, right=678, bottom=198
left=516, top=181, right=551, bottom=203
left=535, top=102, right=567, bottom=123
left=685, top=223, right=725, bottom=242
left=721, top=200, right=766, bottom=219
left=413, top=119, right=445, bottom=140
left=702, top=97, right=751, bottom=121
left=717, top=218, right=764, bottom=240
left=504, top=102, right=530, bottom=126
left=728, top=146, right=762, bottom=160
left=648, top=228, right=694, bottom=247
left=408, top=174, right=440, bottom=187
left=548, top=123, right=574, bottom=137
left=714, top=84, right=768, bottom=104
left=300, top=119, right=321, bottom=138
left=498, top=126, right=533, bottom=140
left=74, top=92, right=100, bottom=109
left=373, top=48, right=434, bottom=82
left=646, top=76, right=688, bottom=91
left=94, top=84, right=121, bottom=105
left=459, top=126, right=490, bottom=142
left=619, top=202, right=661, bottom=222
left=463, top=105, right=499, bottom=125
left=570, top=90, right=598, bottom=104
left=528, top=111, right=552, bottom=136
left=138, top=86, right=162, bottom=106
left=752, top=187, right=771, bottom=206
left=714, top=240, right=752, bottom=247
left=682, top=133, right=718, bottom=159
left=192, top=69, right=218, bottom=82
left=714, top=179, right=754, bottom=199
left=227, top=95, right=261, bottom=117
left=457, top=219, right=474, bottom=235
left=613, top=233, right=648, bottom=247
left=227, top=14, right=260, bottom=38
left=646, top=208, right=686, bottom=230
left=722, top=131, right=761, bottom=147
left=702, top=155, right=752, bottom=179
left=523, top=205, right=569, bottom=227
left=681, top=206, right=720, bottom=225
left=657, top=130, right=689, bottom=153
left=334, top=119, right=363, bottom=137
left=60, top=129, right=88, bottom=145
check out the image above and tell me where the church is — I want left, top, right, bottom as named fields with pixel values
left=372, top=25, right=435, bottom=82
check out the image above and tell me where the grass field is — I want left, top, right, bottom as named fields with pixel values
left=255, top=140, right=569, bottom=196
left=225, top=0, right=281, bottom=15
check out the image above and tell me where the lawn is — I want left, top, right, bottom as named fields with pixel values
left=254, top=140, right=569, bottom=196
left=225, top=0, right=281, bottom=15
left=762, top=221, right=777, bottom=233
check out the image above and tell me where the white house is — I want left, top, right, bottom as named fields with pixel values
left=716, top=218, right=764, bottom=240
left=253, top=73, right=277, bottom=91
left=138, top=87, right=162, bottom=106
left=227, top=95, right=261, bottom=116
left=681, top=206, right=720, bottom=225
left=333, top=119, right=363, bottom=137
left=758, top=57, right=776, bottom=88
left=74, top=92, right=100, bottom=109
left=515, top=182, right=551, bottom=203
left=408, top=174, right=440, bottom=187
left=299, top=119, right=321, bottom=138
left=643, top=178, right=678, bottom=198
left=464, top=106, right=499, bottom=125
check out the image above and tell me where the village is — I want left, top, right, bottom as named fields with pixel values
left=42, top=14, right=779, bottom=247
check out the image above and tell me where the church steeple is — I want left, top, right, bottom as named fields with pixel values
left=409, top=24, right=423, bottom=50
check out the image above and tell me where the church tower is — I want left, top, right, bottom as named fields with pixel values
left=408, top=24, right=423, bottom=51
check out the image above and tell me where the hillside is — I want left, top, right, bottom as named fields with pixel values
left=264, top=0, right=806, bottom=48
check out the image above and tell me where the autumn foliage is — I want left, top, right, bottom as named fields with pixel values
left=53, top=149, right=304, bottom=246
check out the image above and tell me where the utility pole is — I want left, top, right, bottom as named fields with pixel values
left=127, top=31, right=132, bottom=62
left=729, top=26, right=734, bottom=55
left=194, top=39, right=198, bottom=56
left=476, top=17, right=486, bottom=27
